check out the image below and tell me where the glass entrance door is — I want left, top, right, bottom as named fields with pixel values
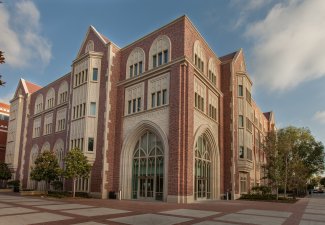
left=139, top=177, right=154, bottom=199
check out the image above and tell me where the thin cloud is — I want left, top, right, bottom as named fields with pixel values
left=314, top=111, right=325, bottom=124
left=0, top=1, right=51, bottom=68
left=245, top=0, right=325, bottom=92
left=0, top=92, right=14, bottom=104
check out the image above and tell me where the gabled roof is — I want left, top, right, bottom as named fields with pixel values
left=263, top=112, right=272, bottom=121
left=219, top=51, right=238, bottom=62
left=24, top=80, right=42, bottom=94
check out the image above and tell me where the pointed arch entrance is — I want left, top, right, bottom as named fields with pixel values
left=193, top=125, right=220, bottom=200
left=120, top=120, right=168, bottom=201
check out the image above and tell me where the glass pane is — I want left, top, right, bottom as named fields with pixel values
left=93, top=68, right=98, bottom=81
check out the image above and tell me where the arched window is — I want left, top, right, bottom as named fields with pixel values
left=208, top=58, right=217, bottom=86
left=132, top=131, right=164, bottom=201
left=126, top=47, right=145, bottom=79
left=53, top=139, right=64, bottom=169
left=28, top=145, right=39, bottom=190
left=41, top=142, right=50, bottom=153
left=85, top=40, right=94, bottom=53
left=193, top=40, right=206, bottom=74
left=58, top=81, right=69, bottom=104
left=149, top=35, right=171, bottom=70
left=34, top=94, right=43, bottom=114
left=45, top=88, right=55, bottom=110
left=194, top=135, right=211, bottom=199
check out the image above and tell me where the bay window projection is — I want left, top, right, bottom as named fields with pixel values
left=194, top=40, right=205, bottom=73
left=125, top=83, right=144, bottom=115
left=149, top=35, right=171, bottom=69
left=73, top=102, right=86, bottom=119
left=148, top=74, right=169, bottom=109
left=127, top=48, right=145, bottom=79
left=71, top=138, right=84, bottom=150
left=75, top=69, right=88, bottom=87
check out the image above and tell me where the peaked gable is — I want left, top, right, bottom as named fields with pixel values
left=76, top=26, right=110, bottom=58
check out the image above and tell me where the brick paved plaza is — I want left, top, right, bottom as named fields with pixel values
left=0, top=193, right=324, bottom=225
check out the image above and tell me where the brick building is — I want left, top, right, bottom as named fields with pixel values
left=0, top=102, right=10, bottom=162
left=6, top=16, right=275, bottom=202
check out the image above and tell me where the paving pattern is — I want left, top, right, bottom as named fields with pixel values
left=0, top=193, right=322, bottom=224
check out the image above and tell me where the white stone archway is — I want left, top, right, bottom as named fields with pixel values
left=193, top=124, right=220, bottom=200
left=119, top=120, right=169, bottom=201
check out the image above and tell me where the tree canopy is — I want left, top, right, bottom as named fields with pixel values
left=64, top=148, right=91, bottom=197
left=30, top=150, right=61, bottom=191
left=263, top=126, right=324, bottom=198
left=0, top=162, right=11, bottom=188
left=0, top=50, right=6, bottom=86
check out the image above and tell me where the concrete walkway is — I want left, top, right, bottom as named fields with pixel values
left=0, top=193, right=323, bottom=225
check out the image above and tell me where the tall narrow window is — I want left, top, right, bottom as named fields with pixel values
left=162, top=89, right=167, bottom=105
left=88, top=138, right=94, bottom=152
left=137, top=97, right=141, bottom=112
left=163, top=50, right=168, bottom=63
left=134, top=63, right=138, bottom=76
left=90, top=102, right=96, bottom=116
left=157, top=91, right=161, bottom=106
left=158, top=52, right=163, bottom=66
left=152, top=93, right=156, bottom=108
left=130, top=65, right=133, bottom=77
left=239, top=146, right=244, bottom=158
left=133, top=99, right=136, bottom=113
left=153, top=55, right=157, bottom=68
left=93, top=68, right=98, bottom=81
left=128, top=100, right=132, bottom=114
left=238, top=85, right=243, bottom=96
left=139, top=61, right=143, bottom=74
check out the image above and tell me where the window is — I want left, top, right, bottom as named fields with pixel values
left=151, top=93, right=156, bottom=108
left=157, top=91, right=161, bottom=106
left=238, top=85, right=243, bottom=96
left=127, top=48, right=145, bottom=79
left=73, top=102, right=86, bottom=119
left=133, top=99, right=136, bottom=113
left=149, top=35, right=171, bottom=69
left=88, top=138, right=94, bottom=152
left=239, top=146, right=244, bottom=158
left=209, top=104, right=217, bottom=120
left=93, top=68, right=98, bottom=81
left=90, top=102, right=96, bottom=116
left=247, top=148, right=252, bottom=160
left=137, top=98, right=141, bottom=112
left=239, top=115, right=244, bottom=127
left=246, top=88, right=252, bottom=104
left=240, top=173, right=248, bottom=193
left=162, top=89, right=167, bottom=105
left=246, top=117, right=252, bottom=132
left=195, top=92, right=205, bottom=112
left=194, top=41, right=205, bottom=74
left=128, top=100, right=132, bottom=114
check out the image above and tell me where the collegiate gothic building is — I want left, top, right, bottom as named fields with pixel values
left=6, top=16, right=275, bottom=202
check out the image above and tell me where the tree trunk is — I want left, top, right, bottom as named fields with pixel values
left=73, top=178, right=76, bottom=198
left=284, top=155, right=288, bottom=198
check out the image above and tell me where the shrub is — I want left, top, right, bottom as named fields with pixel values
left=240, top=193, right=276, bottom=200
left=251, top=185, right=271, bottom=195
left=7, top=180, right=20, bottom=187
left=51, top=180, right=63, bottom=191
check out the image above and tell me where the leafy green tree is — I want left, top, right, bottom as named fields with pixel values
left=264, top=126, right=324, bottom=198
left=64, top=148, right=91, bottom=198
left=0, top=162, right=11, bottom=188
left=30, top=150, right=61, bottom=191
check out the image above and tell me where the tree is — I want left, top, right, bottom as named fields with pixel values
left=320, top=177, right=325, bottom=186
left=64, top=148, right=91, bottom=198
left=0, top=162, right=11, bottom=188
left=30, top=150, right=61, bottom=191
left=0, top=50, right=6, bottom=86
left=263, top=126, right=324, bottom=198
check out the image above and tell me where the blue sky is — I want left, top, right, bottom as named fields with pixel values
left=0, top=0, right=324, bottom=145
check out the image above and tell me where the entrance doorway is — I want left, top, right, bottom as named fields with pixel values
left=132, top=131, right=164, bottom=201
